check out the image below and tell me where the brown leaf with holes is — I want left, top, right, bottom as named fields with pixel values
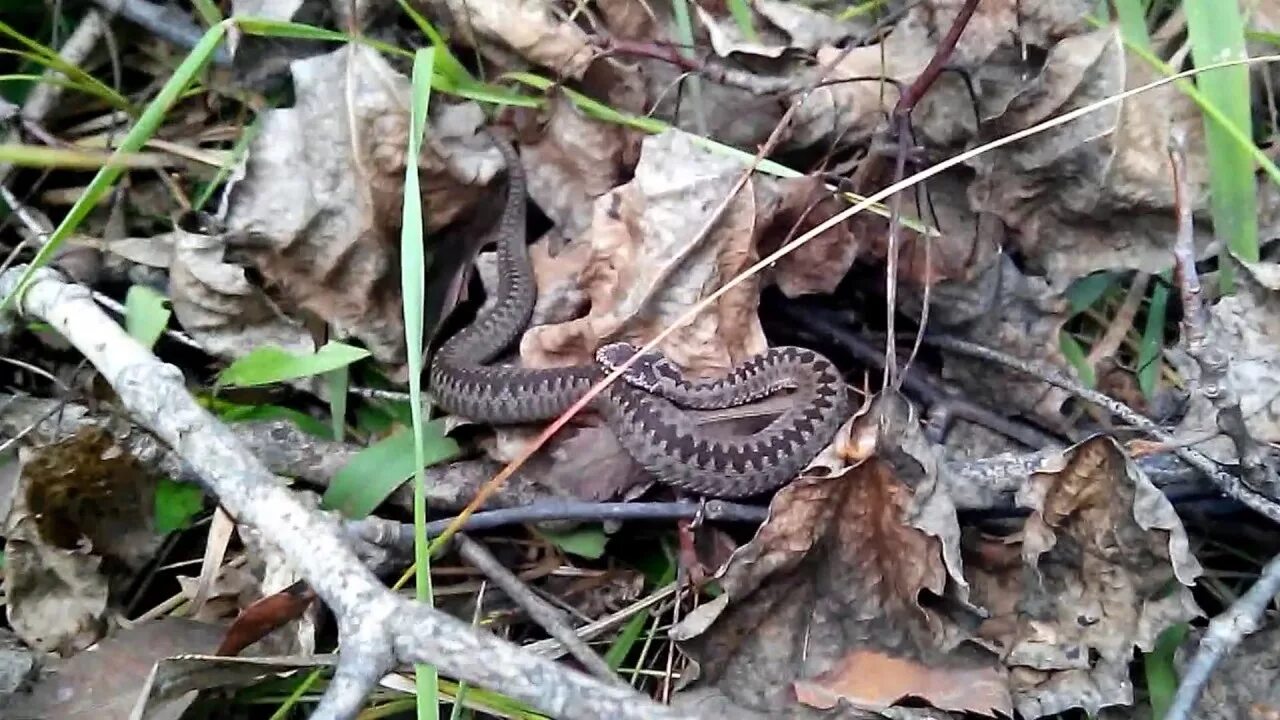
left=671, top=393, right=990, bottom=716
left=966, top=435, right=1202, bottom=718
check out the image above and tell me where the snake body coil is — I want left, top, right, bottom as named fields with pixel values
left=428, top=136, right=850, bottom=497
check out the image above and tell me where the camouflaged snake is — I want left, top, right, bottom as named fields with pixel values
left=428, top=135, right=851, bottom=497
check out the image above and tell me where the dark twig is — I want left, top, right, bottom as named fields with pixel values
left=92, top=0, right=231, bottom=65
left=774, top=304, right=1060, bottom=449
left=455, top=534, right=621, bottom=684
left=347, top=501, right=768, bottom=556
left=925, top=334, right=1280, bottom=524
left=1165, top=551, right=1280, bottom=720
left=1168, top=128, right=1279, bottom=499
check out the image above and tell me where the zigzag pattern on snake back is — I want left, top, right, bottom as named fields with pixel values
left=427, top=133, right=852, bottom=497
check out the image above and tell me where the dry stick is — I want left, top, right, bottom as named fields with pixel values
left=349, top=501, right=768, bottom=555
left=1168, top=128, right=1279, bottom=499
left=884, top=0, right=981, bottom=391
left=0, top=266, right=702, bottom=720
left=454, top=534, right=620, bottom=684
left=436, top=54, right=1280, bottom=548
left=925, top=333, right=1280, bottom=524
left=1164, top=550, right=1280, bottom=720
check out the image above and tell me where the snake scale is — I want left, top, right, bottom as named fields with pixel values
left=428, top=135, right=851, bottom=497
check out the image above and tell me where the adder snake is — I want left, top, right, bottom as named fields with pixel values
left=428, top=135, right=851, bottom=497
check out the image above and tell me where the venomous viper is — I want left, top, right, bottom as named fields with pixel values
left=428, top=135, right=851, bottom=497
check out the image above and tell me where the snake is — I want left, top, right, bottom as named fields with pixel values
left=428, top=135, right=851, bottom=497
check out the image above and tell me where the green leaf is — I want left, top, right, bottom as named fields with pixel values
left=210, top=398, right=333, bottom=438
left=538, top=526, right=608, bottom=560
left=1144, top=622, right=1189, bottom=719
left=1066, top=271, right=1119, bottom=315
left=322, top=425, right=460, bottom=519
left=1058, top=331, right=1096, bottom=388
left=217, top=341, right=371, bottom=388
left=153, top=478, right=205, bottom=534
left=1184, top=0, right=1257, bottom=288
left=124, top=285, right=171, bottom=350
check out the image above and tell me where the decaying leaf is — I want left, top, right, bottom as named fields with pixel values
left=672, top=393, right=987, bottom=716
left=168, top=220, right=314, bottom=362
left=1169, top=260, right=1280, bottom=462
left=219, top=43, right=503, bottom=367
left=3, top=427, right=167, bottom=655
left=969, top=435, right=1202, bottom=717
left=1, top=617, right=226, bottom=720
left=670, top=397, right=1199, bottom=718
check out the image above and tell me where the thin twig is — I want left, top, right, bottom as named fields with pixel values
left=1168, top=128, right=1279, bottom=499
left=1164, top=551, right=1280, bottom=720
left=925, top=333, right=1280, bottom=524
left=455, top=534, right=620, bottom=684
left=347, top=501, right=769, bottom=556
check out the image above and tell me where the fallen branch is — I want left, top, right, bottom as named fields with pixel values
left=1168, top=128, right=1279, bottom=499
left=0, top=265, right=702, bottom=720
left=1164, top=550, right=1280, bottom=720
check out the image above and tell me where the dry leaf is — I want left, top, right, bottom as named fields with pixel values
left=1168, top=260, right=1280, bottom=461
left=967, top=436, right=1202, bottom=717
left=220, top=44, right=499, bottom=366
left=671, top=394, right=979, bottom=716
left=1, top=618, right=226, bottom=720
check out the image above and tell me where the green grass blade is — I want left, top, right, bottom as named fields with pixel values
left=1184, top=0, right=1257, bottom=289
left=0, top=21, right=131, bottom=111
left=403, top=47, right=441, bottom=720
left=395, top=0, right=473, bottom=85
left=1111, top=0, right=1152, bottom=51
left=726, top=0, right=759, bottom=42
left=1144, top=622, right=1189, bottom=718
left=191, top=0, right=224, bottom=26
left=321, top=425, right=459, bottom=518
left=0, top=21, right=228, bottom=312
left=1058, top=332, right=1097, bottom=388
left=0, top=143, right=165, bottom=169
left=233, top=17, right=412, bottom=58
left=1138, top=270, right=1171, bottom=398
left=0, top=71, right=129, bottom=110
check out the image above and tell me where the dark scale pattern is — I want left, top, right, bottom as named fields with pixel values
left=429, top=134, right=852, bottom=497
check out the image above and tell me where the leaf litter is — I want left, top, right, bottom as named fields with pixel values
left=2, top=0, right=1280, bottom=718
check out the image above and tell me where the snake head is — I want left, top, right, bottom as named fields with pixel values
left=595, top=341, right=680, bottom=394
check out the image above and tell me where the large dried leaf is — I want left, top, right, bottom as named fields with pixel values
left=220, top=44, right=499, bottom=366
left=523, top=129, right=767, bottom=376
left=671, top=394, right=990, bottom=716
left=968, top=436, right=1202, bottom=717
